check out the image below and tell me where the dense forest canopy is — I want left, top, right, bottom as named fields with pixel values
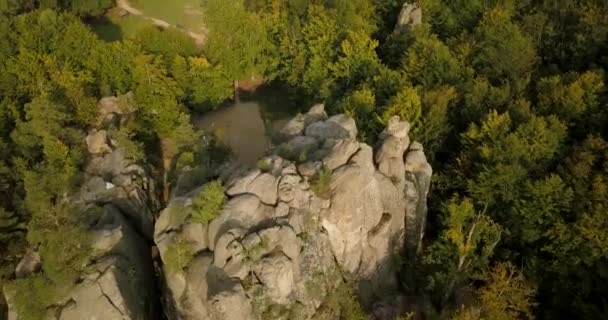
left=0, top=0, right=608, bottom=319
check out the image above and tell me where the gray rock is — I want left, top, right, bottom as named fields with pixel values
left=8, top=94, right=159, bottom=320
left=375, top=117, right=411, bottom=180
left=207, top=195, right=275, bottom=250
left=283, top=136, right=319, bottom=159
left=304, top=103, right=328, bottom=125
left=394, top=3, right=422, bottom=34
left=253, top=255, right=296, bottom=304
left=227, top=170, right=279, bottom=205
left=297, top=161, right=322, bottom=177
left=323, top=165, right=384, bottom=273
left=322, top=139, right=360, bottom=171
left=305, top=115, right=357, bottom=141
left=14, top=249, right=41, bottom=279
left=404, top=142, right=433, bottom=251
left=155, top=105, right=433, bottom=319
left=86, top=130, right=112, bottom=155
left=279, top=115, right=306, bottom=140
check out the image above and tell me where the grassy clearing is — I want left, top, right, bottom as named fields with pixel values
left=131, top=0, right=205, bottom=32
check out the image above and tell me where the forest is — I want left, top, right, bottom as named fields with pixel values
left=0, top=0, right=608, bottom=319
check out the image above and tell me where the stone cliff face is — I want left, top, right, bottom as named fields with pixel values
left=155, top=105, right=432, bottom=319
left=5, top=95, right=161, bottom=320
left=4, top=101, right=432, bottom=320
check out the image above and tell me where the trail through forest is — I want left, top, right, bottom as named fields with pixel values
left=116, top=0, right=206, bottom=45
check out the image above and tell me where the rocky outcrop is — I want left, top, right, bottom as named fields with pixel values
left=5, top=93, right=161, bottom=320
left=155, top=105, right=432, bottom=319
left=394, top=3, right=422, bottom=34
left=57, top=204, right=158, bottom=320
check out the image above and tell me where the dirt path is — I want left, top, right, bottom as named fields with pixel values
left=116, top=0, right=206, bottom=45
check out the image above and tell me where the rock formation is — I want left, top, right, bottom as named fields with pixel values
left=5, top=94, right=161, bottom=320
left=155, top=105, right=432, bottom=319
left=4, top=99, right=432, bottom=320
left=394, top=3, right=422, bottom=34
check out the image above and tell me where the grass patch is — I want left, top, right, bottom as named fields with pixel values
left=311, top=166, right=332, bottom=199
left=130, top=0, right=205, bottom=32
left=191, top=180, right=225, bottom=224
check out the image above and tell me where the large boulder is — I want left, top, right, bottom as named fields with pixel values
left=59, top=204, right=158, bottom=320
left=394, top=3, right=422, bottom=34
left=155, top=105, right=432, bottom=319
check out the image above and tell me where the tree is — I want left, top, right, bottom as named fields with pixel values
left=132, top=54, right=199, bottom=200
left=203, top=0, right=270, bottom=99
left=471, top=8, right=536, bottom=94
left=402, top=24, right=464, bottom=87
left=423, top=198, right=502, bottom=306
left=172, top=55, right=233, bottom=111
left=134, top=26, right=199, bottom=65
left=380, top=85, right=422, bottom=126
left=452, top=263, right=536, bottom=320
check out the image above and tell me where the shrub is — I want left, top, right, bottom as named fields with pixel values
left=311, top=167, right=332, bottom=199
left=175, top=152, right=195, bottom=172
left=245, top=235, right=269, bottom=261
left=256, top=159, right=273, bottom=172
left=315, top=282, right=367, bottom=320
left=111, top=128, right=145, bottom=161
left=191, top=180, right=225, bottom=224
left=277, top=143, right=293, bottom=159
left=163, top=235, right=194, bottom=274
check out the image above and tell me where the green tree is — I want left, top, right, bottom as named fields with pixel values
left=203, top=0, right=270, bottom=97
left=471, top=8, right=536, bottom=94
left=452, top=263, right=536, bottom=320
left=402, top=24, right=464, bottom=87
left=424, top=198, right=502, bottom=306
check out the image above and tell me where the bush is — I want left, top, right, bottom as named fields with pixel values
left=7, top=275, right=63, bottom=320
left=256, top=159, right=273, bottom=172
left=175, top=151, right=195, bottom=172
left=191, top=180, right=225, bottom=224
left=163, top=235, right=194, bottom=274
left=311, top=167, right=332, bottom=199
left=315, top=282, right=367, bottom=320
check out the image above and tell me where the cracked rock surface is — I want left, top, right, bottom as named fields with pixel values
left=155, top=105, right=432, bottom=319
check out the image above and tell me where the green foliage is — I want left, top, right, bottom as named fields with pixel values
left=244, top=235, right=269, bottom=261
left=411, top=86, right=456, bottom=158
left=380, top=86, right=422, bottom=126
left=536, top=70, right=605, bottom=126
left=191, top=180, right=225, bottom=224
left=423, top=198, right=501, bottom=305
left=134, top=26, right=199, bottom=64
left=6, top=275, right=61, bottom=320
left=203, top=0, right=270, bottom=82
left=452, top=263, right=536, bottom=320
left=1, top=2, right=608, bottom=319
left=163, top=235, right=194, bottom=274
left=172, top=55, right=232, bottom=110
left=316, top=282, right=367, bottom=320
left=256, top=158, right=272, bottom=172
left=175, top=151, right=195, bottom=172
left=110, top=127, right=146, bottom=161
left=403, top=25, right=463, bottom=86
left=311, top=166, right=332, bottom=199
left=472, top=7, right=536, bottom=92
